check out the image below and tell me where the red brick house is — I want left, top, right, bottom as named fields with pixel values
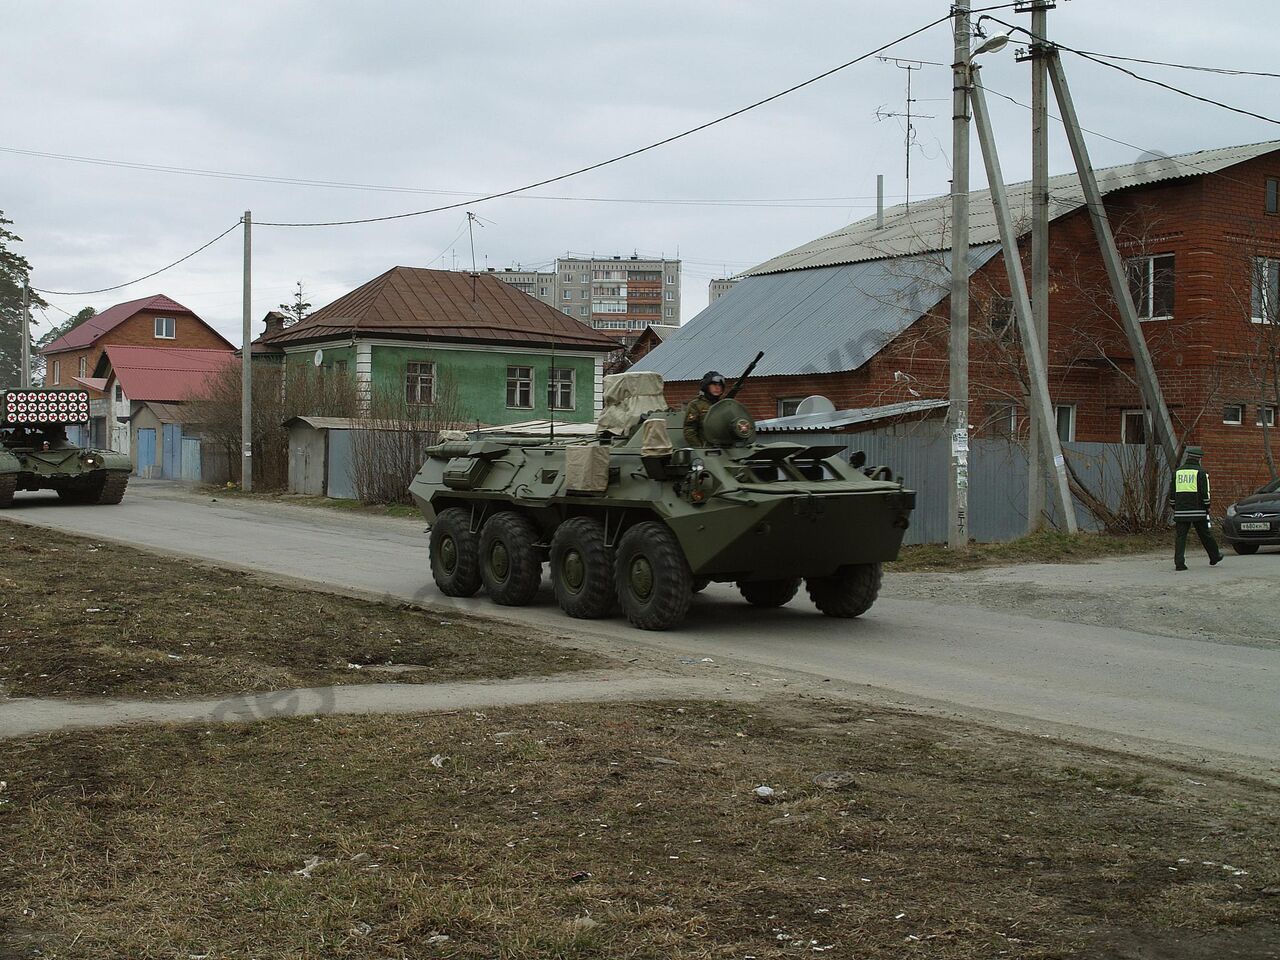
left=40, top=294, right=234, bottom=448
left=640, top=140, right=1280, bottom=503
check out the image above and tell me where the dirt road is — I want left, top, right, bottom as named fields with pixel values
left=7, top=481, right=1278, bottom=780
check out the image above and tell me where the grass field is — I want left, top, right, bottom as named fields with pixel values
left=2, top=700, right=1276, bottom=959
left=0, top=522, right=601, bottom=700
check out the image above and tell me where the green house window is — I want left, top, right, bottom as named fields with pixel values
left=548, top=367, right=575, bottom=411
left=506, top=366, right=533, bottom=409
left=405, top=361, right=434, bottom=406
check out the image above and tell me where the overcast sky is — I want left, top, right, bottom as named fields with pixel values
left=4, top=1, right=1277, bottom=347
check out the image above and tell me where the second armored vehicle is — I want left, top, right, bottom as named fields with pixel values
left=1, top=389, right=131, bottom=507
left=410, top=371, right=914, bottom=631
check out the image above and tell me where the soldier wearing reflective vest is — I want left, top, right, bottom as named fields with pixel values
left=1168, top=446, right=1223, bottom=571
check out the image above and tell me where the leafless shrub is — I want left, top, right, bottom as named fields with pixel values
left=187, top=363, right=361, bottom=490
left=349, top=369, right=465, bottom=505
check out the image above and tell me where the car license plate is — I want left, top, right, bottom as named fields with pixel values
left=1240, top=521, right=1271, bottom=531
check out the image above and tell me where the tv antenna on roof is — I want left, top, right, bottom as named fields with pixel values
left=875, top=56, right=942, bottom=210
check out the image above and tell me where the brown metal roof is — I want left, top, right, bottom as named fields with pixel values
left=258, top=266, right=618, bottom=352
left=40, top=294, right=233, bottom=354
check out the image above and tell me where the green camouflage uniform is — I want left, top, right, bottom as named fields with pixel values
left=683, top=396, right=713, bottom=447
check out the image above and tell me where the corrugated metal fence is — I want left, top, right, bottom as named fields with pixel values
left=769, top=424, right=1163, bottom=544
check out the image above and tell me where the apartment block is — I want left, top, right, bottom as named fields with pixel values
left=491, top=255, right=681, bottom=345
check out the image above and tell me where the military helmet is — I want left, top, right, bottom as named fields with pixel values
left=700, top=370, right=727, bottom=400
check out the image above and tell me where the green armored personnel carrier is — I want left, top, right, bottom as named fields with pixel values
left=409, top=369, right=914, bottom=631
left=1, top=389, right=131, bottom=507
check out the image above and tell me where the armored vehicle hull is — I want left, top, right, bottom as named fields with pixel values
left=409, top=373, right=914, bottom=631
left=1, top=389, right=131, bottom=507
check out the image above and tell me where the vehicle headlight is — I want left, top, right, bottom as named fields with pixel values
left=1226, top=503, right=1237, bottom=518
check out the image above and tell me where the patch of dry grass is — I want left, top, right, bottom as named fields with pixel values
left=890, top=530, right=1167, bottom=572
left=0, top=523, right=600, bottom=700
left=1, top=701, right=1276, bottom=958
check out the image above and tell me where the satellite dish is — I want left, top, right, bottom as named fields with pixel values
left=795, top=395, right=836, bottom=416
left=313, top=349, right=324, bottom=367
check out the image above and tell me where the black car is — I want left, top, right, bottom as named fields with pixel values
left=1222, top=478, right=1280, bottom=554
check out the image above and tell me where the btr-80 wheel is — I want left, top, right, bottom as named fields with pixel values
left=737, top=578, right=801, bottom=608
left=479, top=511, right=542, bottom=606
left=805, top=563, right=882, bottom=618
left=429, top=507, right=482, bottom=597
left=550, top=517, right=615, bottom=619
left=614, top=521, right=692, bottom=631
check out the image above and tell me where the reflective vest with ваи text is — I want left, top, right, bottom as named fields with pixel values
left=1170, top=467, right=1210, bottom=520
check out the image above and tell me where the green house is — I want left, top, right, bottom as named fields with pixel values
left=255, top=266, right=620, bottom=425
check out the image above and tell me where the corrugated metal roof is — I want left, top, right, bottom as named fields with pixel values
left=41, top=294, right=231, bottom=354
left=259, top=266, right=618, bottom=352
left=756, top=398, right=949, bottom=432
left=637, top=245, right=999, bottom=381
left=748, top=140, right=1280, bottom=276
left=103, top=346, right=236, bottom=403
left=474, top=419, right=598, bottom=438
left=283, top=416, right=430, bottom=432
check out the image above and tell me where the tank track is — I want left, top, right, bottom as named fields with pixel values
left=0, top=474, right=15, bottom=508
left=96, top=473, right=129, bottom=505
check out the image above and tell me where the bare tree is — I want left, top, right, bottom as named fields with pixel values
left=349, top=367, right=465, bottom=504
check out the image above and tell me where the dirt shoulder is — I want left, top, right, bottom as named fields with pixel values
left=2, top=699, right=1276, bottom=959
left=0, top=523, right=603, bottom=700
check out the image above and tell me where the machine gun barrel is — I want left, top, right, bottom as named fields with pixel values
left=724, top=351, right=764, bottom=400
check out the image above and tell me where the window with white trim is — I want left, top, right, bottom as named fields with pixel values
left=1251, top=257, right=1279, bottom=323
left=154, top=316, right=176, bottom=338
left=1125, top=254, right=1174, bottom=320
left=405, top=361, right=434, bottom=406
left=665, top=290, right=675, bottom=301
left=78, top=357, right=87, bottom=377
left=1223, top=403, right=1244, bottom=426
left=506, top=366, right=533, bottom=408
left=548, top=367, right=575, bottom=410
left=114, top=384, right=123, bottom=403
left=1121, top=410, right=1147, bottom=444
left=992, top=404, right=1017, bottom=439
left=664, top=307, right=674, bottom=318
left=579, top=305, right=589, bottom=316
left=778, top=398, right=804, bottom=417
left=562, top=290, right=572, bottom=300
left=51, top=360, right=60, bottom=384
left=1055, top=404, right=1076, bottom=443
left=1257, top=405, right=1276, bottom=427
left=665, top=274, right=675, bottom=284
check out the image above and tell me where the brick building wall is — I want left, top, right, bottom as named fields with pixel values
left=43, top=309, right=230, bottom=394
left=665, top=153, right=1280, bottom=503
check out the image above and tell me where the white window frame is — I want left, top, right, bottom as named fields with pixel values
left=664, top=307, right=674, bottom=318
left=777, top=398, right=804, bottom=418
left=405, top=361, right=435, bottom=406
left=1121, top=409, right=1147, bottom=444
left=51, top=359, right=60, bottom=384
left=78, top=356, right=87, bottom=378
left=1223, top=403, right=1244, bottom=426
left=1055, top=404, right=1076, bottom=443
left=548, top=367, right=575, bottom=411
left=114, top=384, right=124, bottom=403
left=506, top=365, right=534, bottom=409
left=562, top=290, right=572, bottom=300
left=665, top=274, right=676, bottom=284
left=665, top=290, right=675, bottom=301
left=579, top=305, right=589, bottom=316
left=1251, top=257, right=1279, bottom=324
left=154, top=316, right=176, bottom=339
left=1257, top=405, right=1276, bottom=428
left=1126, top=254, right=1174, bottom=321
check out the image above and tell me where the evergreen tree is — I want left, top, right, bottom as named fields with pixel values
left=0, top=211, right=45, bottom=386
left=279, top=281, right=311, bottom=326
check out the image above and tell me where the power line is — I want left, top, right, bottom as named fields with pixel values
left=1074, top=49, right=1280, bottom=80
left=979, top=15, right=1280, bottom=126
left=31, top=221, right=241, bottom=296
left=0, top=147, right=904, bottom=208
left=255, top=14, right=954, bottom=227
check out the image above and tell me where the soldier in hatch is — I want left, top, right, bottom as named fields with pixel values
left=683, top=371, right=726, bottom=447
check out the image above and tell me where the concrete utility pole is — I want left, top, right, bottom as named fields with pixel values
left=241, top=210, right=253, bottom=492
left=970, top=64, right=1079, bottom=533
left=20, top=282, right=31, bottom=389
left=1045, top=52, right=1179, bottom=469
left=947, top=0, right=972, bottom=550
left=1025, top=0, right=1053, bottom=531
